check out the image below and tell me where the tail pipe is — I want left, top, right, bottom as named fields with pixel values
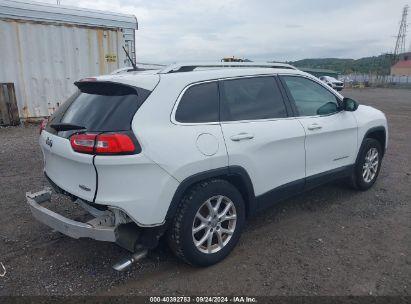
left=112, top=250, right=148, bottom=272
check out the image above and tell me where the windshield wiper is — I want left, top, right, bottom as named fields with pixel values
left=49, top=123, right=86, bottom=132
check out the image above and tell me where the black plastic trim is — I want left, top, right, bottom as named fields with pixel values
left=256, top=178, right=304, bottom=211
left=359, top=126, right=387, bottom=158
left=115, top=223, right=167, bottom=252
left=273, top=75, right=294, bottom=117
left=304, top=165, right=353, bottom=191
left=165, top=164, right=356, bottom=225
left=164, top=166, right=256, bottom=224
left=277, top=75, right=299, bottom=116
left=255, top=165, right=353, bottom=212
left=228, top=165, right=256, bottom=215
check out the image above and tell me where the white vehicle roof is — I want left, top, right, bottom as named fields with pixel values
left=91, top=62, right=342, bottom=98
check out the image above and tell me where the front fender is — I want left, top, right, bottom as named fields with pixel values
left=353, top=105, right=388, bottom=152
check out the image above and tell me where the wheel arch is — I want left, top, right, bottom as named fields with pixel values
left=363, top=126, right=387, bottom=157
left=165, top=166, right=256, bottom=226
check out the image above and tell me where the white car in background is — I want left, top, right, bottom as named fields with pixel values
left=26, top=62, right=387, bottom=269
left=319, top=76, right=344, bottom=91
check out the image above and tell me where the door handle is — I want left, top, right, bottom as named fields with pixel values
left=230, top=132, right=254, bottom=141
left=307, top=123, right=322, bottom=131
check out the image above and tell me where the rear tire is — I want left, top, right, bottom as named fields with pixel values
left=350, top=138, right=382, bottom=190
left=167, top=179, right=245, bottom=266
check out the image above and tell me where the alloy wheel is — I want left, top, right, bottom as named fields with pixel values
left=362, top=147, right=379, bottom=183
left=192, top=195, right=237, bottom=254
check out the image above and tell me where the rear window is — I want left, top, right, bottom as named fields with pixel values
left=46, top=82, right=151, bottom=136
left=220, top=77, right=287, bottom=121
left=175, top=82, right=219, bottom=123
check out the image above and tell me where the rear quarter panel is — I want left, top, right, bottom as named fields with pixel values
left=131, top=76, right=229, bottom=183
left=93, top=153, right=179, bottom=226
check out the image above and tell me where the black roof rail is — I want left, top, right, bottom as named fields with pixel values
left=158, top=62, right=298, bottom=74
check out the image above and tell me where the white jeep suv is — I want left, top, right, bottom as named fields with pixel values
left=27, top=62, right=388, bottom=267
left=319, top=75, right=344, bottom=91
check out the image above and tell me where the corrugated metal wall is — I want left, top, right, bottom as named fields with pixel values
left=0, top=19, right=129, bottom=118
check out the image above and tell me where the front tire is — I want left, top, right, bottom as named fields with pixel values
left=350, top=138, right=382, bottom=190
left=168, top=179, right=245, bottom=266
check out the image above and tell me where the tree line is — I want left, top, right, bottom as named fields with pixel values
left=287, top=54, right=397, bottom=75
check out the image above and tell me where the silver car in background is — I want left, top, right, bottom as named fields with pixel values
left=319, top=76, right=344, bottom=91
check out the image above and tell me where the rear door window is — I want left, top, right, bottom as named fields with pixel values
left=46, top=82, right=151, bottom=137
left=175, top=82, right=219, bottom=123
left=220, top=77, right=288, bottom=121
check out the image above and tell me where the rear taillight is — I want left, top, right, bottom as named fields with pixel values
left=39, top=118, right=48, bottom=134
left=70, top=133, right=136, bottom=155
left=94, top=134, right=135, bottom=154
left=70, top=134, right=97, bottom=153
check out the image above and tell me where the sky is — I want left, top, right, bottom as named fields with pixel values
left=37, top=0, right=410, bottom=63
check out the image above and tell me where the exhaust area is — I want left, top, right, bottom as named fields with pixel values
left=112, top=250, right=148, bottom=272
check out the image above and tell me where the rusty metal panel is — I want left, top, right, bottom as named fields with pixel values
left=0, top=83, right=20, bottom=125
left=0, top=19, right=132, bottom=118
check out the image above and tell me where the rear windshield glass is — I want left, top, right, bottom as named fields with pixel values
left=46, top=82, right=151, bottom=136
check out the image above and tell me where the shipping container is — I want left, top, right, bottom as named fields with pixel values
left=0, top=0, right=138, bottom=119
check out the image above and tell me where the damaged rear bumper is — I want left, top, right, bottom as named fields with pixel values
left=26, top=188, right=167, bottom=252
left=26, top=188, right=116, bottom=242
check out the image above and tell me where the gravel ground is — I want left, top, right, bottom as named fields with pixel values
left=0, top=88, right=410, bottom=296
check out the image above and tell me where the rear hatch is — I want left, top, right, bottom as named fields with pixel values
left=40, top=78, right=156, bottom=202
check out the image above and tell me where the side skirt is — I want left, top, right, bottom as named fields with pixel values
left=305, top=165, right=354, bottom=191
left=255, top=165, right=354, bottom=212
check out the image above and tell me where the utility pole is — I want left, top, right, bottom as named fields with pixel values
left=393, top=5, right=408, bottom=62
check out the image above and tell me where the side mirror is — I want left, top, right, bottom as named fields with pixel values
left=342, top=97, right=359, bottom=112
